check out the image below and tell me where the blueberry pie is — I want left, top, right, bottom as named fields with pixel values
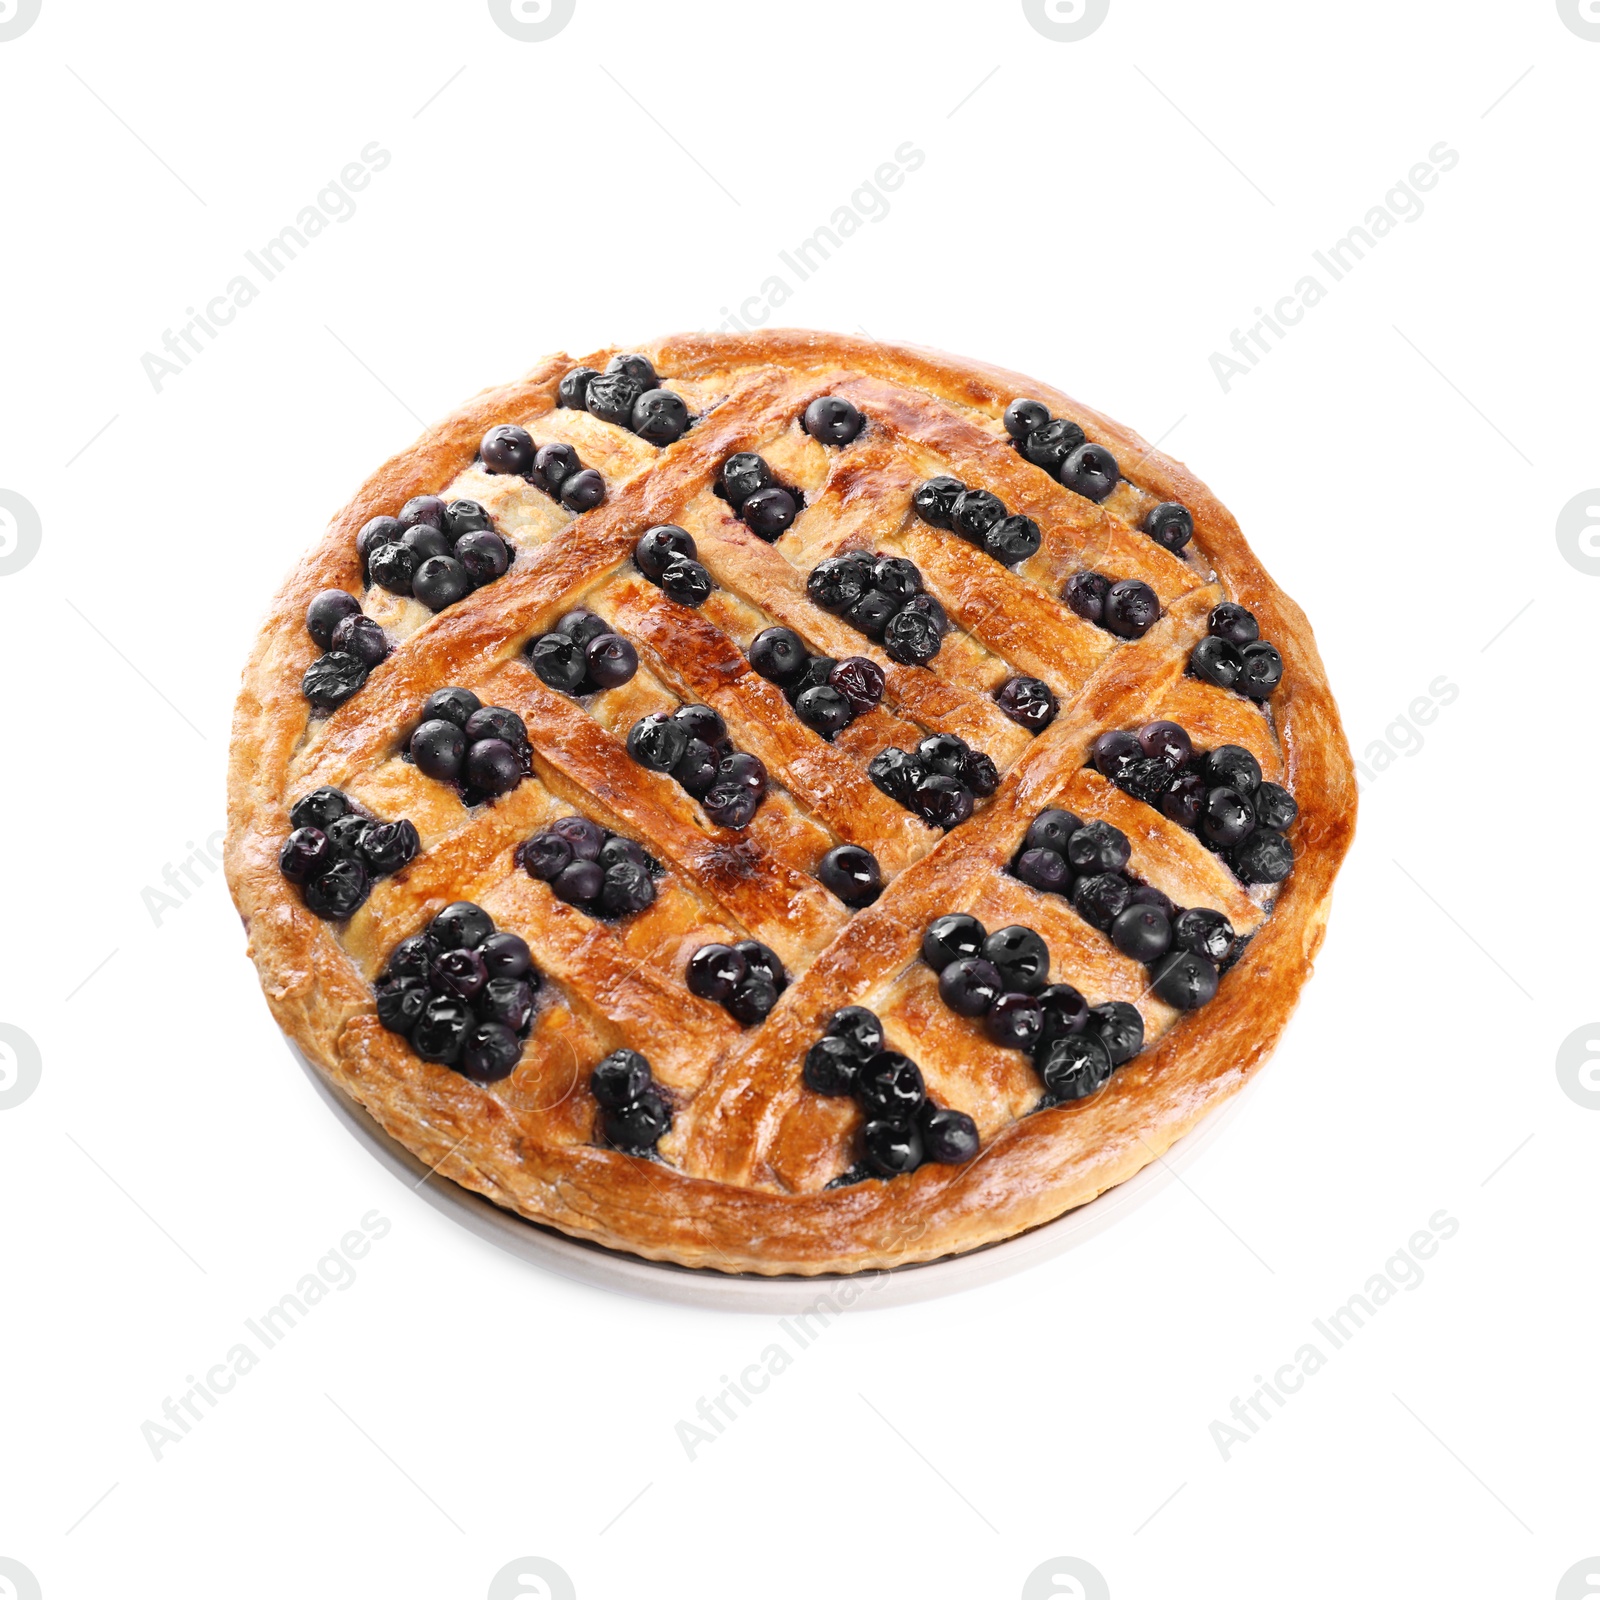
left=227, top=331, right=1354, bottom=1276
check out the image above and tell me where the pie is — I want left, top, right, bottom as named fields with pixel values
left=225, top=330, right=1356, bottom=1277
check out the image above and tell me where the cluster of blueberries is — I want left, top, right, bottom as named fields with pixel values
left=747, top=626, right=884, bottom=738
left=302, top=589, right=391, bottom=711
left=869, top=732, right=999, bottom=830
left=1064, top=570, right=1162, bottom=640
left=559, top=351, right=692, bottom=447
left=912, top=475, right=1042, bottom=567
left=686, top=939, right=789, bottom=1026
left=525, top=609, right=640, bottom=695
left=589, top=1048, right=673, bottom=1155
left=1189, top=601, right=1284, bottom=700
left=994, top=673, right=1060, bottom=734
left=1003, top=396, right=1197, bottom=554
left=718, top=452, right=802, bottom=541
left=633, top=524, right=714, bottom=609
left=406, top=687, right=532, bottom=804
left=626, top=703, right=768, bottom=830
left=279, top=786, right=420, bottom=921
left=922, top=913, right=1143, bottom=1105
left=806, top=551, right=946, bottom=666
left=479, top=423, right=605, bottom=511
left=803, top=1006, right=979, bottom=1180
left=360, top=495, right=516, bottom=614
left=1010, top=809, right=1238, bottom=1010
left=375, top=902, right=537, bottom=1083
left=518, top=816, right=661, bottom=920
left=1089, top=720, right=1297, bottom=885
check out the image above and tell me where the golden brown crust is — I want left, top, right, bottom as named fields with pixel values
left=226, top=330, right=1356, bottom=1276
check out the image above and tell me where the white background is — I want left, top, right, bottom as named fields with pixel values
left=2, top=2, right=1597, bottom=1597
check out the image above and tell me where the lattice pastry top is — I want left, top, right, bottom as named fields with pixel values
left=225, top=330, right=1355, bottom=1276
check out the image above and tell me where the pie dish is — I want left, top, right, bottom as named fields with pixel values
left=225, top=329, right=1356, bottom=1277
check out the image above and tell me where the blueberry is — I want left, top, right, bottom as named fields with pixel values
left=1239, top=641, right=1284, bottom=698
left=1189, top=635, right=1244, bottom=689
left=863, top=1119, right=924, bottom=1177
left=1120, top=756, right=1175, bottom=807
left=1209, top=602, right=1259, bottom=646
left=558, top=367, right=597, bottom=408
left=560, top=469, right=606, bottom=512
left=551, top=816, right=605, bottom=859
left=552, top=858, right=604, bottom=907
left=635, top=525, right=696, bottom=578
left=413, top=555, right=472, bottom=612
left=843, top=589, right=895, bottom=642
left=742, top=486, right=798, bottom=540
left=985, top=514, right=1042, bottom=566
left=1091, top=729, right=1142, bottom=782
left=367, top=541, right=417, bottom=597
left=280, top=827, right=331, bottom=884
left=556, top=610, right=610, bottom=650
left=803, top=395, right=864, bottom=444
left=702, top=783, right=758, bottom=829
left=1172, top=907, right=1235, bottom=963
left=1003, top=397, right=1051, bottom=441
left=331, top=614, right=390, bottom=668
left=1144, top=502, right=1194, bottom=552
left=591, top=1049, right=651, bottom=1109
left=401, top=523, right=451, bottom=563
left=1023, top=808, right=1082, bottom=855
left=1103, top=579, right=1160, bottom=639
left=807, top=554, right=873, bottom=613
left=922, top=913, right=987, bottom=969
left=720, top=453, right=771, bottom=508
left=939, top=957, right=1003, bottom=1016
left=1231, top=829, right=1294, bottom=884
left=1061, top=442, right=1120, bottom=502
left=585, top=371, right=645, bottom=427
left=477, top=977, right=536, bottom=1034
left=912, top=476, right=965, bottom=527
left=674, top=703, right=728, bottom=748
left=1200, top=745, right=1262, bottom=796
left=817, top=844, right=882, bottom=907
left=375, top=976, right=429, bottom=1035
left=602, top=1088, right=672, bottom=1153
left=1066, top=820, right=1130, bottom=873
left=827, top=1006, right=885, bottom=1059
left=671, top=738, right=719, bottom=797
left=632, top=389, right=690, bottom=445
left=585, top=632, right=639, bottom=688
left=882, top=608, right=943, bottom=666
left=804, top=1035, right=860, bottom=1096
left=324, top=814, right=370, bottom=861
left=599, top=835, right=650, bottom=873
left=1064, top=571, right=1110, bottom=623
left=303, top=856, right=370, bottom=920
left=1090, top=1001, right=1144, bottom=1065
left=1022, top=417, right=1086, bottom=472
left=659, top=557, right=713, bottom=606
left=913, top=775, right=973, bottom=829
left=481, top=424, right=536, bottom=475
left=360, top=819, right=420, bottom=875
left=986, top=991, right=1044, bottom=1052
left=527, top=632, right=587, bottom=692
left=983, top=925, right=1050, bottom=993
left=463, top=706, right=527, bottom=749
left=306, top=590, right=361, bottom=650
left=726, top=973, right=779, bottom=1024
left=1036, top=1031, right=1112, bottom=1100
left=856, top=1051, right=926, bottom=1119
left=1152, top=950, right=1219, bottom=1009
left=601, top=859, right=655, bottom=918
left=533, top=442, right=580, bottom=490
left=399, top=496, right=447, bottom=531
left=1162, top=773, right=1207, bottom=828
left=427, top=901, right=494, bottom=952
left=1014, top=847, right=1069, bottom=894
left=951, top=489, right=1006, bottom=545
left=434, top=946, right=488, bottom=1001
left=796, top=684, right=853, bottom=736
left=869, top=748, right=925, bottom=809
left=1071, top=872, right=1130, bottom=931
left=291, top=788, right=347, bottom=831
left=717, top=751, right=768, bottom=796
left=918, top=1104, right=980, bottom=1164
left=627, top=714, right=688, bottom=773
left=687, top=944, right=747, bottom=1004
left=748, top=626, right=808, bottom=686
left=1254, top=782, right=1298, bottom=832
left=1036, top=983, right=1090, bottom=1046
left=828, top=656, right=884, bottom=715
left=462, top=738, right=520, bottom=796
left=409, top=720, right=467, bottom=780
left=441, top=500, right=491, bottom=542
left=382, top=935, right=434, bottom=983
left=917, top=733, right=969, bottom=778
left=871, top=556, right=924, bottom=601
left=521, top=831, right=572, bottom=881
left=357, top=516, right=401, bottom=564
left=302, top=652, right=368, bottom=710
left=480, top=931, right=534, bottom=981
left=1138, top=720, right=1193, bottom=769
left=418, top=687, right=477, bottom=728
left=1111, top=903, right=1172, bottom=963
left=1125, top=883, right=1175, bottom=916
left=995, top=675, right=1058, bottom=732
left=962, top=749, right=999, bottom=796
